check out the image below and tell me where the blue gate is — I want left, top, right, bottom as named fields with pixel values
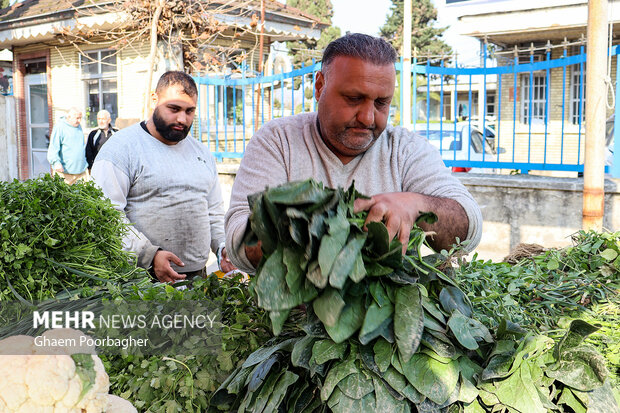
left=194, top=48, right=620, bottom=178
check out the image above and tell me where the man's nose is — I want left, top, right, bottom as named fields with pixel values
left=356, top=101, right=375, bottom=127
left=177, top=111, right=188, bottom=124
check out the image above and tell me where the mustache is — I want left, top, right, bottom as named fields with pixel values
left=345, top=122, right=375, bottom=130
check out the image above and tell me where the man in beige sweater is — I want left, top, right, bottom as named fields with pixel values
left=225, top=33, right=483, bottom=273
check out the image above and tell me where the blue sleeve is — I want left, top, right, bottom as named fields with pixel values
left=47, top=126, right=62, bottom=167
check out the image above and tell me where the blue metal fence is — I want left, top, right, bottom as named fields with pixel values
left=194, top=47, right=619, bottom=178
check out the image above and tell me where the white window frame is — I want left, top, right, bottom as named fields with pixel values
left=80, top=49, right=118, bottom=128
left=569, top=66, right=586, bottom=125
left=520, top=72, right=547, bottom=125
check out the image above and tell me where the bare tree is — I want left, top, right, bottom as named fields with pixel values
left=56, top=0, right=263, bottom=116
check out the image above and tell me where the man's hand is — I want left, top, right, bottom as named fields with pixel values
left=219, top=247, right=237, bottom=273
left=152, top=250, right=186, bottom=283
left=245, top=241, right=263, bottom=269
left=354, top=192, right=468, bottom=253
left=52, top=163, right=64, bottom=173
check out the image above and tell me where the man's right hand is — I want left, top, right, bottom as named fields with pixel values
left=152, top=250, right=186, bottom=283
left=52, top=164, right=64, bottom=173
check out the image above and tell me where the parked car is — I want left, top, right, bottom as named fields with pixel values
left=414, top=123, right=504, bottom=173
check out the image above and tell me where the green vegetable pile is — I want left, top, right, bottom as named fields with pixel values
left=103, top=273, right=272, bottom=412
left=0, top=175, right=146, bottom=301
left=454, top=230, right=619, bottom=387
left=212, top=179, right=618, bottom=412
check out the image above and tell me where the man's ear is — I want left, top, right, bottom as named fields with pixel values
left=149, top=92, right=159, bottom=112
left=314, top=71, right=325, bottom=101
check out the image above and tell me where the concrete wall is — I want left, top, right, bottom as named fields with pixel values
left=0, top=94, right=18, bottom=181
left=216, top=165, right=620, bottom=261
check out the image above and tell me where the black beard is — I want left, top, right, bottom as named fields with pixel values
left=152, top=108, right=190, bottom=142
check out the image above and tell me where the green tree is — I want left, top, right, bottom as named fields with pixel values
left=1, top=0, right=9, bottom=9
left=380, top=0, right=451, bottom=61
left=286, top=0, right=341, bottom=86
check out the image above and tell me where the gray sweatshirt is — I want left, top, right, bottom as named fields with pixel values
left=225, top=112, right=483, bottom=273
left=92, top=122, right=226, bottom=272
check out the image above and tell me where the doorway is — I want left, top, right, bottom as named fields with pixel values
left=24, top=61, right=49, bottom=178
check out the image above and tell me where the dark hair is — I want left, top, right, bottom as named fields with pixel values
left=321, top=33, right=397, bottom=73
left=155, top=71, right=198, bottom=97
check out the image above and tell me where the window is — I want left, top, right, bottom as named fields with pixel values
left=486, top=92, right=495, bottom=117
left=570, top=67, right=585, bottom=125
left=520, top=72, right=547, bottom=124
left=81, top=50, right=118, bottom=128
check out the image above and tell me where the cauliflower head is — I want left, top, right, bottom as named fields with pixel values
left=0, top=331, right=109, bottom=413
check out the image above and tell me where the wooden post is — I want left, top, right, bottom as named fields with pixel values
left=582, top=0, right=608, bottom=230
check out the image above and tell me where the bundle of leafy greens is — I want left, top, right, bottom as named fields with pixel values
left=0, top=175, right=147, bottom=302
left=212, top=179, right=618, bottom=412
left=103, top=273, right=273, bottom=412
left=454, top=230, right=619, bottom=387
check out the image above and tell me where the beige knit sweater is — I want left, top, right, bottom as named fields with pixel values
left=225, top=112, right=483, bottom=273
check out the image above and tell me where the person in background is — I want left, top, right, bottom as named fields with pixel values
left=225, top=33, right=483, bottom=273
left=86, top=109, right=117, bottom=171
left=91, top=71, right=236, bottom=283
left=47, top=107, right=88, bottom=184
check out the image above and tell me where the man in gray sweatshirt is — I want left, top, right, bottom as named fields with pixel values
left=225, top=33, right=483, bottom=273
left=92, top=71, right=235, bottom=282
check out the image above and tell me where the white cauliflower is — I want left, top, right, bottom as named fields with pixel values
left=0, top=330, right=131, bottom=413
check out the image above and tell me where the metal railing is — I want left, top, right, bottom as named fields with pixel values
left=194, top=49, right=620, bottom=178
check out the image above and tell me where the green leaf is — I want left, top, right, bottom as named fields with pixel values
left=241, top=338, right=296, bottom=368
left=493, top=360, right=548, bottom=413
left=360, top=301, right=394, bottom=341
left=325, top=294, right=365, bottom=344
left=328, top=388, right=376, bottom=413
left=439, top=286, right=473, bottom=318
left=373, top=339, right=393, bottom=374
left=447, top=309, right=492, bottom=351
left=283, top=247, right=305, bottom=292
left=312, top=339, right=348, bottom=365
left=265, top=179, right=333, bottom=205
left=329, top=233, right=367, bottom=289
left=554, top=319, right=601, bottom=359
left=366, top=221, right=391, bottom=256
left=71, top=354, right=96, bottom=402
left=248, top=194, right=277, bottom=254
left=321, top=357, right=359, bottom=402
left=600, top=248, right=618, bottom=261
left=369, top=282, right=391, bottom=308
left=349, top=253, right=367, bottom=283
left=306, top=260, right=328, bottom=289
left=394, top=285, right=424, bottom=363
left=402, top=353, right=460, bottom=405
left=255, top=247, right=316, bottom=311
left=269, top=309, right=290, bottom=336
left=318, top=231, right=348, bottom=277
left=573, top=381, right=620, bottom=412
left=291, top=335, right=317, bottom=369
left=421, top=331, right=457, bottom=359
left=547, top=345, right=608, bottom=391
left=457, top=375, right=478, bottom=404
left=557, top=388, right=587, bottom=413
left=547, top=258, right=560, bottom=270
left=373, top=377, right=412, bottom=413
left=313, top=287, right=346, bottom=328
left=262, top=370, right=299, bottom=412
left=337, top=372, right=375, bottom=399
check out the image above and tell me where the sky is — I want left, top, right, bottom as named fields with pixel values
left=330, top=0, right=481, bottom=66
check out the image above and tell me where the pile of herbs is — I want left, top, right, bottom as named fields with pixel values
left=102, top=273, right=272, bottom=412
left=212, top=179, right=618, bottom=413
left=453, top=230, right=619, bottom=387
left=0, top=175, right=147, bottom=302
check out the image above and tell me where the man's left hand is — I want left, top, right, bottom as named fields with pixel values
left=354, top=192, right=468, bottom=253
left=219, top=247, right=237, bottom=273
left=354, top=192, right=425, bottom=254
